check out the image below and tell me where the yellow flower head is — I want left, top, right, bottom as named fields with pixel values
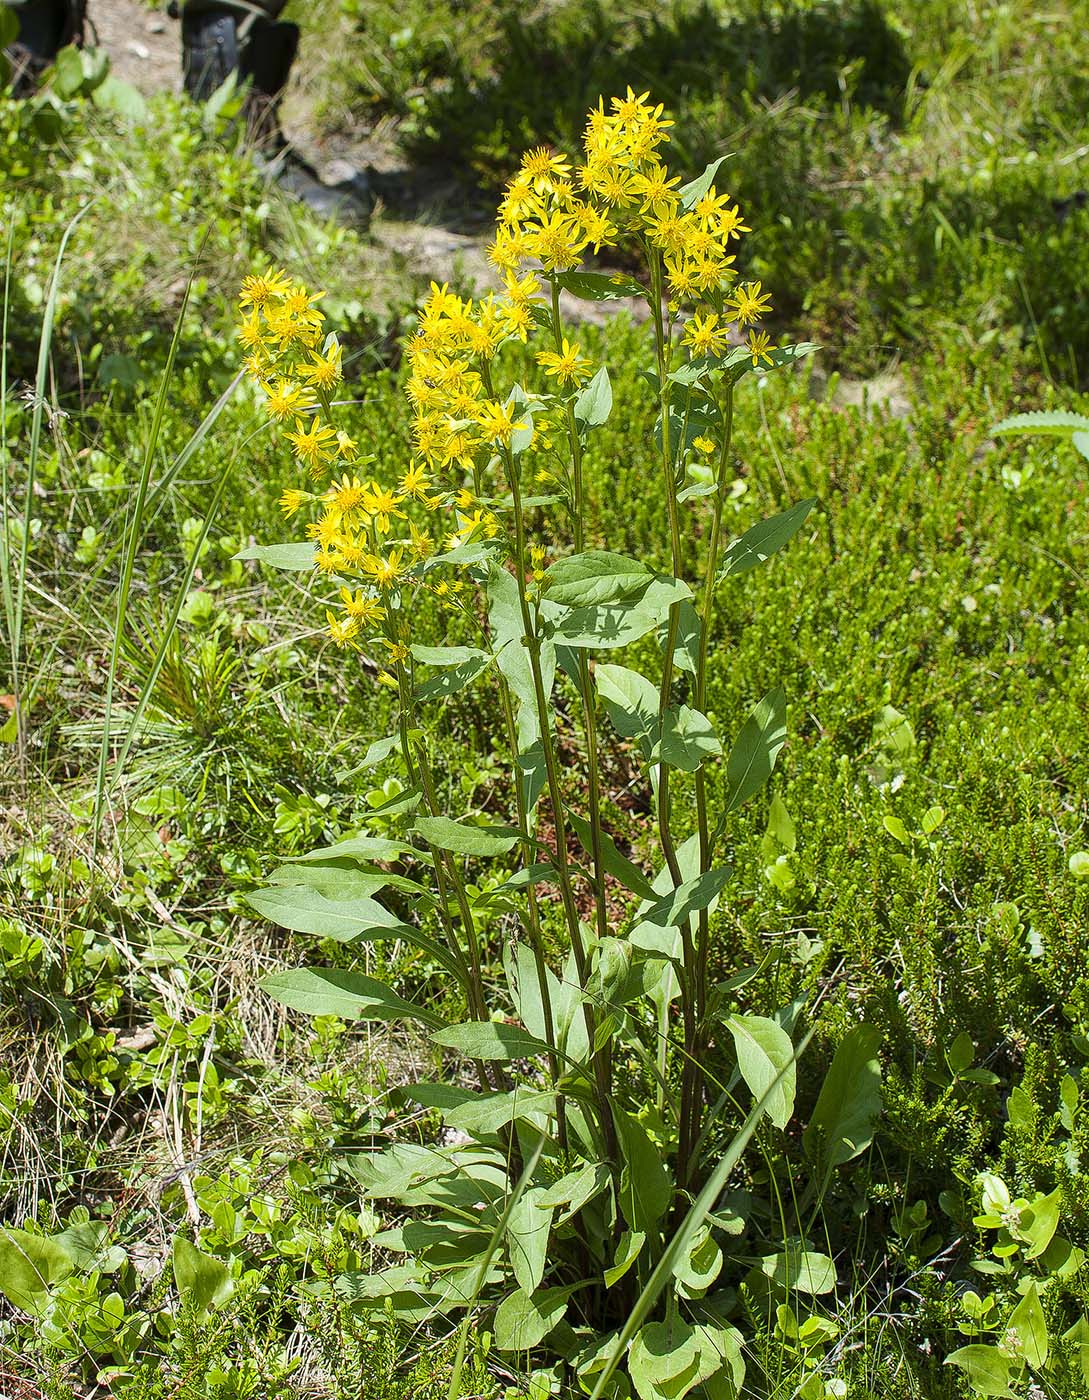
left=286, top=417, right=338, bottom=474
left=682, top=312, right=729, bottom=358
left=238, top=266, right=292, bottom=310
left=339, top=587, right=384, bottom=624
left=520, top=146, right=574, bottom=193
left=279, top=488, right=311, bottom=517
left=535, top=337, right=593, bottom=387
left=747, top=329, right=775, bottom=367
left=325, top=610, right=360, bottom=647
left=324, top=475, right=368, bottom=514
left=729, top=280, right=773, bottom=327
left=265, top=379, right=315, bottom=423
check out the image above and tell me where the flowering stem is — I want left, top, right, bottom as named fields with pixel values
left=498, top=437, right=618, bottom=1171
left=548, top=281, right=610, bottom=966
left=678, top=375, right=736, bottom=1189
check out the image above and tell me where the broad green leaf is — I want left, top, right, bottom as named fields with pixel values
left=1008, top=1282, right=1048, bottom=1368
left=717, top=500, right=817, bottom=582
left=944, top=1345, right=1015, bottom=1397
left=433, top=1021, right=555, bottom=1062
left=494, top=1285, right=571, bottom=1352
left=233, top=541, right=315, bottom=571
left=260, top=967, right=443, bottom=1028
left=724, top=687, right=787, bottom=813
left=438, top=1088, right=546, bottom=1135
left=566, top=810, right=657, bottom=902
left=555, top=269, right=645, bottom=301
left=535, top=1161, right=609, bottom=1220
left=605, top=1230, right=646, bottom=1288
left=1020, top=1188, right=1060, bottom=1260
left=672, top=1225, right=722, bottom=1297
left=543, top=551, right=652, bottom=608
left=574, top=366, right=613, bottom=430
left=508, top=1188, right=553, bottom=1294
left=172, top=1237, right=234, bottom=1314
left=246, top=884, right=408, bottom=940
left=594, top=663, right=659, bottom=746
left=629, top=1317, right=724, bottom=1400
left=758, top=1248, right=836, bottom=1294
left=727, top=1015, right=796, bottom=1129
left=992, top=410, right=1089, bottom=436
left=1064, top=1318, right=1089, bottom=1385
left=1073, top=431, right=1089, bottom=461
left=653, top=705, right=722, bottom=772
left=613, top=1108, right=672, bottom=1234
left=678, top=155, right=731, bottom=211
left=413, top=816, right=521, bottom=856
left=544, top=577, right=692, bottom=650
left=0, top=1231, right=74, bottom=1315
left=803, top=1024, right=882, bottom=1186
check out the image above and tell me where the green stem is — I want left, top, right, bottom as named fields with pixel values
left=548, top=281, right=610, bottom=968
left=678, top=377, right=737, bottom=1190
left=497, top=436, right=618, bottom=1171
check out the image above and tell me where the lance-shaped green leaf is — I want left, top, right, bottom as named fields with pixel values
left=605, top=1230, right=646, bottom=1288
left=447, top=1090, right=558, bottom=1135
left=678, top=154, right=731, bottom=211
left=261, top=967, right=444, bottom=1028
left=433, top=1021, right=556, bottom=1062
left=1008, top=1283, right=1048, bottom=1369
left=566, top=809, right=657, bottom=902
left=285, top=831, right=414, bottom=864
left=717, top=499, right=817, bottom=582
left=234, top=541, right=315, bottom=571
left=542, top=550, right=653, bottom=607
left=727, top=1014, right=797, bottom=1129
left=415, top=654, right=491, bottom=702
left=803, top=1024, right=882, bottom=1187
left=574, top=365, right=613, bottom=431
left=337, top=734, right=402, bottom=779
left=723, top=687, right=787, bottom=813
left=554, top=269, right=645, bottom=300
left=636, top=867, right=732, bottom=941
left=413, top=816, right=522, bottom=856
left=719, top=340, right=820, bottom=379
left=508, top=1187, right=553, bottom=1294
left=613, top=1107, right=672, bottom=1233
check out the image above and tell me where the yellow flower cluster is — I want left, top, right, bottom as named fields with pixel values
left=241, top=91, right=782, bottom=660
left=237, top=270, right=466, bottom=660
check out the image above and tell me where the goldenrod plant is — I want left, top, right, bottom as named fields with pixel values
left=237, top=90, right=870, bottom=1397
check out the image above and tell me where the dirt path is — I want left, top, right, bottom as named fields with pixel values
left=86, top=0, right=179, bottom=95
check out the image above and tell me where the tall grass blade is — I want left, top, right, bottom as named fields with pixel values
left=5, top=204, right=90, bottom=762
left=92, top=270, right=196, bottom=854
